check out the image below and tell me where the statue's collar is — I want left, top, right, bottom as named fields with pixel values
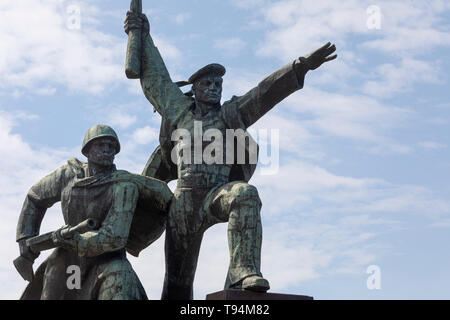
left=85, top=164, right=116, bottom=178
left=192, top=102, right=220, bottom=117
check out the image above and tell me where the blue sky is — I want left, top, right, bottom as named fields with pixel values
left=1, top=0, right=449, bottom=299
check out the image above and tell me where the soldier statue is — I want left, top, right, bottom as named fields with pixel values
left=15, top=125, right=173, bottom=299
left=124, top=11, right=337, bottom=300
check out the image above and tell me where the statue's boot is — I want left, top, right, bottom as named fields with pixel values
left=226, top=187, right=270, bottom=292
left=241, top=275, right=270, bottom=292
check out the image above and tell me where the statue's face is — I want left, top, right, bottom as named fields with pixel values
left=192, top=74, right=223, bottom=105
left=87, top=137, right=117, bottom=166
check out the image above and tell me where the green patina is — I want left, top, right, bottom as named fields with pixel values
left=124, top=8, right=336, bottom=300
left=16, top=126, right=173, bottom=300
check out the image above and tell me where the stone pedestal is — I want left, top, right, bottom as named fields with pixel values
left=206, top=289, right=313, bottom=300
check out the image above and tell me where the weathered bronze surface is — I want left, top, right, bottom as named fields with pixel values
left=206, top=289, right=314, bottom=301
left=125, top=8, right=336, bottom=300
left=15, top=125, right=173, bottom=300
left=125, top=0, right=142, bottom=79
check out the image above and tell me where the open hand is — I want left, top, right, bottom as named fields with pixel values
left=301, top=42, right=337, bottom=71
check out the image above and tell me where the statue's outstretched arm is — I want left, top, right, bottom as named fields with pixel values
left=125, top=12, right=192, bottom=121
left=234, top=42, right=337, bottom=128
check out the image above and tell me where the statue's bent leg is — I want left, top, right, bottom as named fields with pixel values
left=208, top=181, right=268, bottom=291
left=40, top=248, right=70, bottom=300
left=162, top=226, right=203, bottom=300
left=162, top=188, right=204, bottom=300
left=93, top=256, right=148, bottom=300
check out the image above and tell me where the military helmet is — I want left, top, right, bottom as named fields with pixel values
left=81, top=124, right=121, bottom=157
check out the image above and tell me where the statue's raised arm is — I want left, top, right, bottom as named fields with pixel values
left=124, top=3, right=337, bottom=300
left=124, top=11, right=192, bottom=122
left=231, top=42, right=337, bottom=128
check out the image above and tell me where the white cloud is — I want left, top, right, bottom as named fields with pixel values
left=0, top=111, right=71, bottom=193
left=430, top=219, right=450, bottom=228
left=251, top=0, right=450, bottom=61
left=0, top=109, right=71, bottom=299
left=132, top=126, right=159, bottom=145
left=221, top=68, right=263, bottom=99
left=106, top=109, right=137, bottom=130
left=253, top=161, right=379, bottom=218
left=361, top=1, right=450, bottom=54
left=245, top=0, right=450, bottom=103
left=362, top=58, right=441, bottom=98
left=255, top=0, right=367, bottom=61
left=253, top=161, right=450, bottom=220
left=436, top=102, right=450, bottom=109
left=35, top=87, right=57, bottom=96
left=214, top=37, right=247, bottom=57
left=418, top=141, right=447, bottom=150
left=250, top=112, right=321, bottom=160
left=152, top=35, right=182, bottom=61
left=0, top=0, right=126, bottom=95
left=230, top=0, right=270, bottom=10
left=173, top=13, right=191, bottom=25
left=367, top=143, right=412, bottom=155
left=241, top=158, right=450, bottom=288
left=427, top=117, right=449, bottom=126
left=0, top=1, right=183, bottom=96
left=283, top=87, right=413, bottom=153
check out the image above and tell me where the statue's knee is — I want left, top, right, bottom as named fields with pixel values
left=232, top=183, right=261, bottom=206
left=241, top=183, right=260, bottom=199
left=233, top=182, right=259, bottom=198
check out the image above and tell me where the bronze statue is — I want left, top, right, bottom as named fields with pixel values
left=15, top=125, right=173, bottom=299
left=124, top=9, right=337, bottom=300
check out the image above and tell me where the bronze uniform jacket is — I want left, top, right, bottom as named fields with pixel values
left=139, top=33, right=306, bottom=182
left=17, top=158, right=173, bottom=299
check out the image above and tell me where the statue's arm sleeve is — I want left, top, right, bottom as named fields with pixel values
left=16, top=165, right=69, bottom=241
left=235, top=59, right=308, bottom=128
left=75, top=182, right=139, bottom=257
left=140, top=33, right=193, bottom=120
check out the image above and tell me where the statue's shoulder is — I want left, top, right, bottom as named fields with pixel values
left=222, top=95, right=239, bottom=108
left=112, top=170, right=171, bottom=192
left=65, top=157, right=87, bottom=178
left=112, top=170, right=142, bottom=181
left=111, top=170, right=173, bottom=206
left=67, top=157, right=85, bottom=168
left=221, top=96, right=246, bottom=130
